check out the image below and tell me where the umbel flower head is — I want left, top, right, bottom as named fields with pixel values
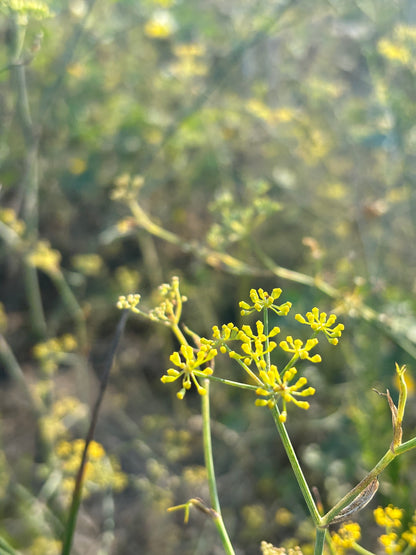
left=239, top=288, right=292, bottom=316
left=255, top=364, right=315, bottom=422
left=295, top=307, right=344, bottom=345
left=161, top=343, right=217, bottom=399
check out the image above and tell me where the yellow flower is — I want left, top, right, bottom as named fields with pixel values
left=295, top=307, right=344, bottom=345
left=379, top=532, right=402, bottom=553
left=161, top=343, right=216, bottom=398
left=279, top=336, right=321, bottom=363
left=239, top=288, right=292, bottom=316
left=71, top=253, right=103, bottom=276
left=229, top=320, right=280, bottom=371
left=378, top=39, right=411, bottom=65
left=27, top=240, right=61, bottom=274
left=144, top=10, right=176, bottom=38
left=331, top=521, right=361, bottom=550
left=255, top=364, right=315, bottom=420
left=374, top=505, right=404, bottom=528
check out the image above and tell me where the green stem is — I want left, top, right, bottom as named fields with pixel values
left=204, top=374, right=258, bottom=391
left=50, top=270, right=88, bottom=351
left=201, top=379, right=235, bottom=555
left=270, top=405, right=321, bottom=525
left=353, top=543, right=376, bottom=555
left=314, top=527, right=326, bottom=555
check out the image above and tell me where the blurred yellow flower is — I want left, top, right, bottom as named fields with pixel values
left=144, top=10, right=176, bottom=38
left=378, top=39, right=411, bottom=65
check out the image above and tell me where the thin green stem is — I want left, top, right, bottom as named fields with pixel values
left=201, top=379, right=235, bottom=555
left=203, top=374, right=258, bottom=391
left=50, top=271, right=88, bottom=351
left=223, top=345, right=263, bottom=386
left=270, top=405, right=321, bottom=525
left=353, top=543, right=376, bottom=555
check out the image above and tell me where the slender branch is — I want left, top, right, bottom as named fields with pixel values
left=201, top=379, right=235, bottom=555
left=60, top=311, right=128, bottom=555
left=270, top=405, right=321, bottom=525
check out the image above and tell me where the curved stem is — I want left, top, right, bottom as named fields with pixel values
left=201, top=379, right=235, bottom=555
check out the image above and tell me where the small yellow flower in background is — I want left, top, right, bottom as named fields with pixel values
left=39, top=396, right=88, bottom=443
left=378, top=532, right=403, bottom=553
left=0, top=208, right=26, bottom=236
left=402, top=525, right=416, bottom=547
left=114, top=266, right=140, bottom=293
left=111, top=173, right=144, bottom=202
left=279, top=336, right=321, bottom=363
left=68, top=157, right=87, bottom=175
left=27, top=239, right=61, bottom=275
left=148, top=276, right=187, bottom=324
left=33, top=334, right=78, bottom=374
left=377, top=38, right=411, bottom=65
left=174, top=43, right=205, bottom=57
left=71, top=253, right=103, bottom=276
left=261, top=541, right=303, bottom=555
left=331, top=521, right=361, bottom=552
left=144, top=10, right=176, bottom=39
left=56, top=438, right=127, bottom=498
left=171, top=42, right=207, bottom=78
left=295, top=307, right=344, bottom=345
left=117, top=293, right=141, bottom=313
left=161, top=343, right=216, bottom=399
left=239, top=288, right=292, bottom=316
left=374, top=505, right=404, bottom=528
left=3, top=0, right=52, bottom=20
left=29, top=536, right=62, bottom=555
left=275, top=507, right=294, bottom=526
left=66, top=62, right=86, bottom=78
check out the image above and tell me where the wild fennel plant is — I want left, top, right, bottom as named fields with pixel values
left=117, top=277, right=416, bottom=554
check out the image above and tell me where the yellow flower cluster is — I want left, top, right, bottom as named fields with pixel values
left=111, top=173, right=144, bottom=202
left=33, top=334, right=77, bottom=374
left=38, top=396, right=88, bottom=443
left=144, top=10, right=176, bottom=38
left=56, top=438, right=128, bottom=498
left=148, top=277, right=187, bottom=324
left=29, top=536, right=62, bottom=555
left=117, top=293, right=141, bottom=313
left=295, top=307, right=344, bottom=345
left=260, top=541, right=303, bottom=555
left=239, top=288, right=292, bottom=316
left=27, top=239, right=61, bottom=274
left=374, top=505, right=416, bottom=553
left=331, top=521, right=361, bottom=552
left=171, top=42, right=207, bottom=78
left=161, top=343, right=216, bottom=398
left=1, top=0, right=52, bottom=20
left=229, top=321, right=280, bottom=371
left=255, top=364, right=315, bottom=421
left=71, top=253, right=103, bottom=276
left=378, top=39, right=411, bottom=65
left=246, top=99, right=296, bottom=126
left=279, top=336, right=321, bottom=363
left=0, top=208, right=25, bottom=236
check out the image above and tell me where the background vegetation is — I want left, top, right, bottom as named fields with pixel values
left=1, top=0, right=416, bottom=553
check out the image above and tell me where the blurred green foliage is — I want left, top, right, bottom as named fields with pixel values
left=1, top=0, right=416, bottom=553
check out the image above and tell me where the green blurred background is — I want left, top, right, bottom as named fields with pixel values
left=1, top=0, right=416, bottom=553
